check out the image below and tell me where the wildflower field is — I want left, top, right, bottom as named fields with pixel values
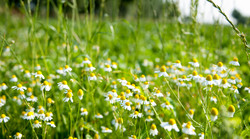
left=0, top=0, right=250, bottom=138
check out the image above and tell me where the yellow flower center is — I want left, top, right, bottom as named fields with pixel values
left=118, top=118, right=123, bottom=124
left=38, top=110, right=44, bottom=114
left=12, top=75, right=16, bottom=78
left=222, top=79, right=227, bottom=84
left=206, top=75, right=213, bottom=81
left=233, top=57, right=238, bottom=62
left=165, top=101, right=170, bottom=105
left=88, top=64, right=93, bottom=67
left=27, top=112, right=34, bottom=116
left=213, top=74, right=219, bottom=80
left=144, top=82, right=149, bottom=85
left=50, top=121, right=55, bottom=125
left=126, top=89, right=130, bottom=94
left=43, top=81, right=49, bottom=85
left=176, top=60, right=181, bottom=63
left=169, top=119, right=176, bottom=125
left=112, top=81, right=116, bottom=85
left=105, top=64, right=110, bottom=68
left=125, top=102, right=130, bottom=106
left=134, top=111, right=139, bottom=115
left=45, top=112, right=50, bottom=117
left=66, top=92, right=72, bottom=98
left=17, top=84, right=22, bottom=88
left=182, top=75, right=187, bottom=79
left=30, top=95, right=34, bottom=99
left=34, top=120, right=39, bottom=124
left=16, top=132, right=20, bottom=136
left=230, top=76, right=235, bottom=80
left=27, top=88, right=32, bottom=92
left=151, top=124, right=156, bottom=130
left=65, top=65, right=69, bottom=69
left=47, top=98, right=52, bottom=103
left=90, top=73, right=95, bottom=77
left=192, top=71, right=198, bottom=76
left=62, top=80, right=67, bottom=85
left=189, top=109, right=194, bottom=115
left=108, top=94, right=113, bottom=99
left=112, top=89, right=116, bottom=93
left=228, top=105, right=235, bottom=112
left=120, top=96, right=126, bottom=100
left=94, top=134, right=99, bottom=139
left=211, top=107, right=219, bottom=116
left=217, top=62, right=223, bottom=67
left=135, top=94, right=139, bottom=99
left=84, top=58, right=88, bottom=61
left=59, top=67, right=63, bottom=70
left=160, top=66, right=166, bottom=72
left=37, top=71, right=42, bottom=75
left=186, top=122, right=192, bottom=128
left=1, top=114, right=6, bottom=118
left=193, top=58, right=198, bottom=63
left=77, top=89, right=83, bottom=96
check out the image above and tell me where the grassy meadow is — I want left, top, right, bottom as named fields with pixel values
left=0, top=0, right=250, bottom=138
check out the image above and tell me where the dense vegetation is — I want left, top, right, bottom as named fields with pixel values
left=0, top=0, right=249, bottom=138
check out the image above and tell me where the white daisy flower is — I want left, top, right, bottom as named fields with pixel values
left=25, top=112, right=35, bottom=120
left=101, top=126, right=112, bottom=133
left=227, top=105, right=235, bottom=117
left=1, top=83, right=8, bottom=90
left=182, top=122, right=196, bottom=135
left=161, top=101, right=173, bottom=110
left=211, top=108, right=218, bottom=121
left=47, top=121, right=56, bottom=128
left=32, top=71, right=45, bottom=79
left=14, top=132, right=22, bottom=139
left=88, top=73, right=97, bottom=81
left=130, top=111, right=143, bottom=118
left=0, top=114, right=10, bottom=123
left=85, top=64, right=96, bottom=71
left=56, top=67, right=66, bottom=76
left=216, top=62, right=226, bottom=72
left=33, top=120, right=42, bottom=128
left=111, top=62, right=118, bottom=69
left=10, top=75, right=18, bottom=82
left=105, top=94, right=116, bottom=104
left=220, top=79, right=231, bottom=88
left=160, top=119, right=179, bottom=132
left=203, top=75, right=214, bottom=86
left=80, top=108, right=88, bottom=116
left=150, top=124, right=158, bottom=136
left=154, top=66, right=169, bottom=77
left=145, top=116, right=154, bottom=122
left=210, top=96, right=217, bottom=103
left=44, top=112, right=53, bottom=121
left=77, top=89, right=84, bottom=100
left=229, top=57, right=240, bottom=66
left=228, top=77, right=236, bottom=84
left=117, top=77, right=127, bottom=85
left=153, top=90, right=164, bottom=97
left=95, top=113, right=103, bottom=119
left=41, top=81, right=51, bottom=91
left=173, top=60, right=182, bottom=68
left=139, top=75, right=147, bottom=82
left=26, top=95, right=38, bottom=102
left=57, top=80, right=70, bottom=90
left=63, top=92, right=73, bottom=103
left=244, top=87, right=250, bottom=93
left=12, top=84, right=27, bottom=91
left=104, top=64, right=112, bottom=72
left=122, top=101, right=132, bottom=111
left=82, top=58, right=91, bottom=64
left=64, top=65, right=72, bottom=73
left=188, top=58, right=199, bottom=67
